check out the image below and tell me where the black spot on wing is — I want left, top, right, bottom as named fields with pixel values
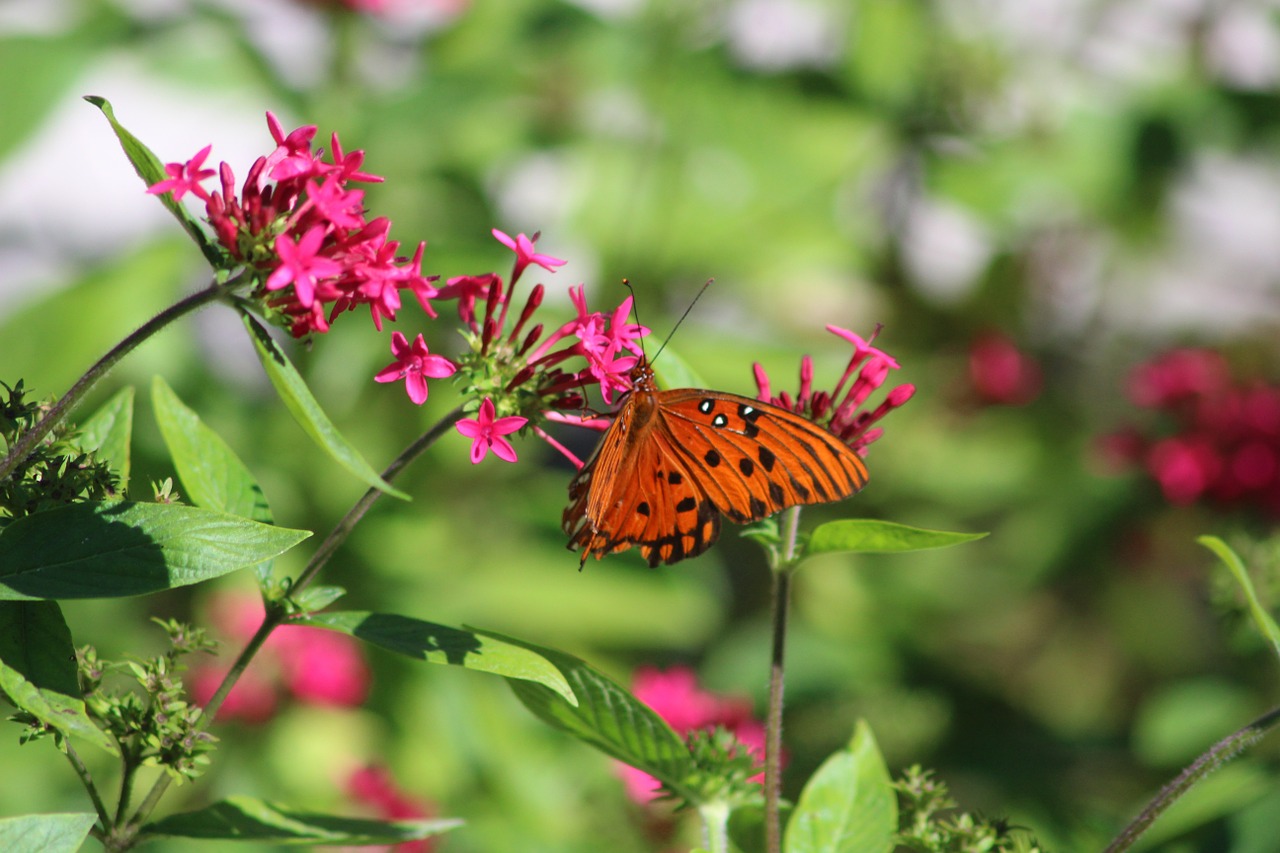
left=637, top=501, right=650, bottom=516
left=738, top=457, right=755, bottom=477
left=758, top=446, right=776, bottom=472
left=704, top=449, right=721, bottom=467
left=749, top=496, right=766, bottom=518
left=768, top=480, right=785, bottom=505
left=667, top=471, right=683, bottom=485
left=676, top=496, right=697, bottom=514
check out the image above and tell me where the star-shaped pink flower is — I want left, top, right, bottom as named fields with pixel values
left=147, top=144, right=216, bottom=203
left=492, top=228, right=566, bottom=282
left=374, top=331, right=457, bottom=405
left=456, top=397, right=527, bottom=463
left=265, top=225, right=343, bottom=308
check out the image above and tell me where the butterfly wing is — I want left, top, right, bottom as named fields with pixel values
left=564, top=413, right=722, bottom=567
left=652, top=389, right=868, bottom=524
left=564, top=386, right=868, bottom=567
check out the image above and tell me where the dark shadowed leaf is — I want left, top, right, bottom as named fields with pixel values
left=143, top=797, right=461, bottom=844
left=0, top=501, right=308, bottom=600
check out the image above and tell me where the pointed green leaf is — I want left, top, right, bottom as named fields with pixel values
left=143, top=796, right=461, bottom=844
left=298, top=612, right=573, bottom=703
left=1199, top=536, right=1280, bottom=664
left=806, top=519, right=987, bottom=556
left=74, top=386, right=134, bottom=489
left=477, top=629, right=698, bottom=799
left=0, top=813, right=98, bottom=853
left=152, top=377, right=273, bottom=523
left=0, top=501, right=309, bottom=600
left=84, top=96, right=221, bottom=267
left=292, top=585, right=346, bottom=613
left=0, top=602, right=114, bottom=752
left=240, top=312, right=407, bottom=500
left=784, top=721, right=895, bottom=853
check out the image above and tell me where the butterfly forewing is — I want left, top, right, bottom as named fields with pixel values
left=563, top=359, right=868, bottom=567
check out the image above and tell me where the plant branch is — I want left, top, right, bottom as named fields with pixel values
left=63, top=740, right=112, bottom=831
left=1103, top=704, right=1280, bottom=853
left=117, top=406, right=465, bottom=845
left=0, top=279, right=234, bottom=484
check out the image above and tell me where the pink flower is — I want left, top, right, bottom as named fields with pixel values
left=266, top=225, right=344, bottom=307
left=754, top=325, right=912, bottom=456
left=375, top=332, right=457, bottom=405
left=345, top=765, right=436, bottom=853
left=618, top=666, right=768, bottom=804
left=189, top=593, right=372, bottom=723
left=147, top=144, right=215, bottom=203
left=968, top=331, right=1042, bottom=406
left=492, top=228, right=566, bottom=281
left=455, top=397, right=527, bottom=463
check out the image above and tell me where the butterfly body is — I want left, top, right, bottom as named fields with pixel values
left=564, top=360, right=869, bottom=567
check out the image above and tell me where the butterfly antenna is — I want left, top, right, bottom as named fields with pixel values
left=650, top=278, right=713, bottom=364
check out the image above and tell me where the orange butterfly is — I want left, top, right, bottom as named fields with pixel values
left=563, top=357, right=869, bottom=567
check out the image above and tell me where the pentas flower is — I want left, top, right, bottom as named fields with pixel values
left=618, top=666, right=767, bottom=804
left=968, top=331, right=1042, bottom=406
left=753, top=325, right=914, bottom=455
left=440, top=230, right=648, bottom=465
left=1101, top=348, right=1280, bottom=515
left=148, top=111, right=438, bottom=338
left=375, top=332, right=457, bottom=405
left=456, top=397, right=527, bottom=463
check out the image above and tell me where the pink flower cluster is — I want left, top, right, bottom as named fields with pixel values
left=1102, top=348, right=1280, bottom=514
left=753, top=325, right=915, bottom=456
left=618, top=666, right=767, bottom=804
left=149, top=113, right=437, bottom=338
left=189, top=593, right=371, bottom=723
left=345, top=765, right=437, bottom=853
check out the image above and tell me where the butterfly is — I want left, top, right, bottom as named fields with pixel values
left=563, top=357, right=869, bottom=567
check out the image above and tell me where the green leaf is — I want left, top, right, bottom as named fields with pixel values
left=143, top=796, right=461, bottom=844
left=240, top=312, right=407, bottom=500
left=298, top=612, right=574, bottom=703
left=0, top=602, right=115, bottom=752
left=0, top=812, right=98, bottom=853
left=479, top=630, right=699, bottom=800
left=1198, top=535, right=1280, bottom=664
left=151, top=377, right=273, bottom=523
left=74, top=386, right=134, bottom=490
left=806, top=519, right=987, bottom=556
left=0, top=501, right=309, bottom=601
left=784, top=721, right=896, bottom=853
left=84, top=96, right=221, bottom=267
left=292, top=585, right=346, bottom=613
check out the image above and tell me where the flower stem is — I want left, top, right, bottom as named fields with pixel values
left=0, top=279, right=232, bottom=484
left=116, top=407, right=465, bottom=847
left=699, top=799, right=732, bottom=853
left=1103, top=704, right=1280, bottom=853
left=764, top=505, right=803, bottom=853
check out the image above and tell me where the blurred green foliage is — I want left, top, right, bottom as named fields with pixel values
left=3, top=0, right=1280, bottom=850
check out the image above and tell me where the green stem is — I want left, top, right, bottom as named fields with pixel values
left=0, top=279, right=232, bottom=484
left=63, top=740, right=112, bottom=832
left=764, top=505, right=802, bottom=853
left=699, top=799, right=732, bottom=853
left=1103, top=704, right=1280, bottom=853
left=116, top=407, right=465, bottom=846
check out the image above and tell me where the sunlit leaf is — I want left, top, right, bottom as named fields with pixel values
left=84, top=96, right=220, bottom=266
left=299, top=612, right=574, bottom=703
left=1198, top=535, right=1280, bottom=665
left=74, top=386, right=134, bottom=489
left=0, top=812, right=98, bottom=853
left=784, top=721, right=895, bottom=853
left=806, top=519, right=987, bottom=557
left=240, top=312, right=407, bottom=500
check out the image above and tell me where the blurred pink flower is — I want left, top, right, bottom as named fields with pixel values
left=345, top=764, right=436, bottom=853
left=967, top=332, right=1042, bottom=406
left=190, top=593, right=371, bottom=722
left=618, top=666, right=767, bottom=804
